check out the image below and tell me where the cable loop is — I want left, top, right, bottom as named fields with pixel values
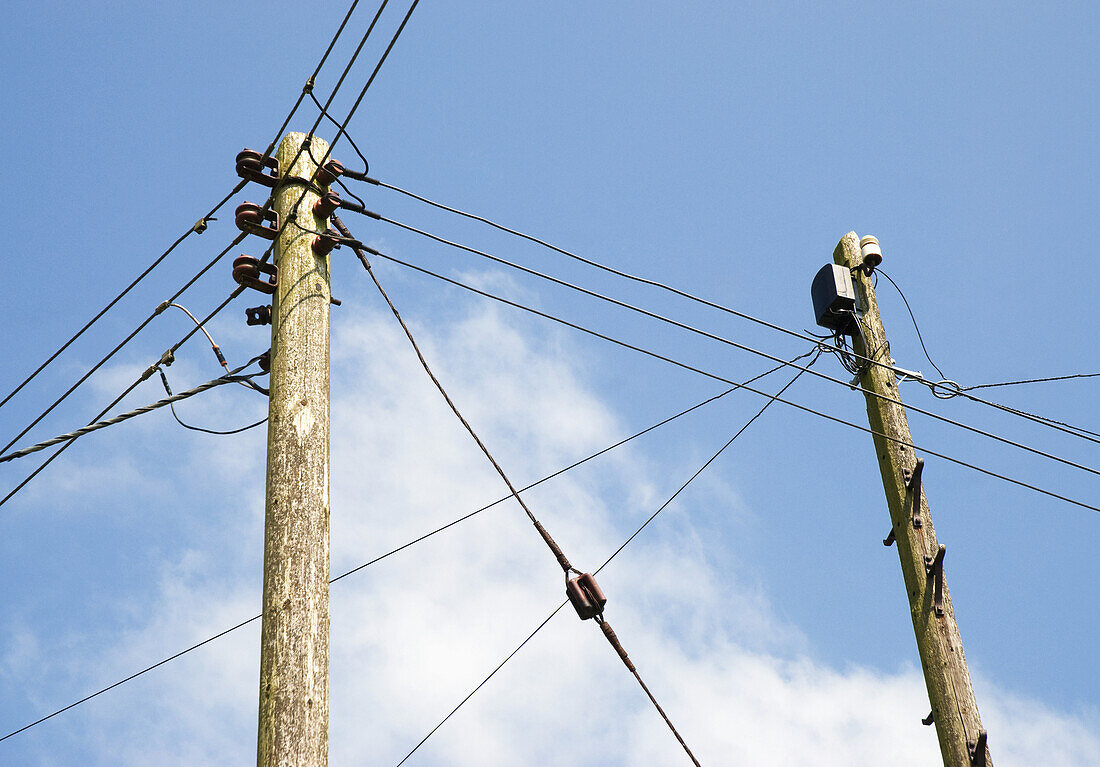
left=929, top=379, right=963, bottom=399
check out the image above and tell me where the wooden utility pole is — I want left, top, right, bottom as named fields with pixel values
left=834, top=232, right=991, bottom=767
left=257, top=132, right=333, bottom=767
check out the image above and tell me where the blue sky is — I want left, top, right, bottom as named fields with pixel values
left=1, top=2, right=1098, bottom=765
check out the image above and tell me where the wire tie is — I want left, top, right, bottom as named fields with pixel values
left=303, top=75, right=315, bottom=94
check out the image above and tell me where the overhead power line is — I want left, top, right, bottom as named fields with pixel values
left=1, top=233, right=247, bottom=458
left=966, top=372, right=1100, bottom=390
left=263, top=0, right=368, bottom=158
left=0, top=0, right=373, bottom=423
left=347, top=214, right=700, bottom=762
left=0, top=287, right=247, bottom=510
left=353, top=175, right=1100, bottom=446
left=393, top=356, right=818, bottom=767
left=280, top=0, right=420, bottom=228
left=364, top=246, right=1100, bottom=515
left=0, top=357, right=791, bottom=744
left=0, top=181, right=246, bottom=414
left=337, top=209, right=1100, bottom=479
left=0, top=361, right=266, bottom=464
left=244, top=0, right=405, bottom=270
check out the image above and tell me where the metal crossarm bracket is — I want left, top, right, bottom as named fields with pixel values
left=883, top=526, right=896, bottom=546
left=903, top=457, right=925, bottom=529
left=922, top=710, right=934, bottom=726
left=924, top=544, right=946, bottom=617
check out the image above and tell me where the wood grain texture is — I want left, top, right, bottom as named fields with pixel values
left=834, top=232, right=991, bottom=767
left=257, top=133, right=332, bottom=767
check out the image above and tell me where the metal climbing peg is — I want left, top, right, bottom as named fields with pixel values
left=904, top=457, right=925, bottom=529
left=925, top=544, right=946, bottom=618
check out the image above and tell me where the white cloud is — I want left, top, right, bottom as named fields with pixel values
left=9, top=285, right=1099, bottom=766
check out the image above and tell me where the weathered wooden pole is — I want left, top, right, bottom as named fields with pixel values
left=834, top=232, right=991, bottom=767
left=257, top=132, right=332, bottom=767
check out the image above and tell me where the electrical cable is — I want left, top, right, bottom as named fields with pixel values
left=966, top=372, right=1100, bottom=390
left=6, top=0, right=413, bottom=449
left=0, top=287, right=247, bottom=510
left=0, top=180, right=246, bottom=413
left=0, top=361, right=266, bottom=464
left=282, top=0, right=420, bottom=227
left=0, top=0, right=361, bottom=416
left=0, top=357, right=795, bottom=744
left=338, top=210, right=1100, bottom=479
left=262, top=0, right=367, bottom=161
left=392, top=356, right=818, bottom=767
left=0, top=0, right=353, bottom=416
left=242, top=0, right=392, bottom=273
left=877, top=268, right=947, bottom=380
left=356, top=220, right=584, bottom=577
left=363, top=247, right=1100, bottom=515
left=345, top=216, right=700, bottom=763
left=157, top=368, right=268, bottom=436
left=598, top=352, right=819, bottom=571
left=308, top=90, right=372, bottom=176
left=1, top=232, right=247, bottom=457
left=352, top=175, right=1100, bottom=445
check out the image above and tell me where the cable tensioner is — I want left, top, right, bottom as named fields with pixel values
left=566, top=573, right=607, bottom=620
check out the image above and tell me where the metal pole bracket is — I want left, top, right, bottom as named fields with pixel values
left=246, top=305, right=272, bottom=326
